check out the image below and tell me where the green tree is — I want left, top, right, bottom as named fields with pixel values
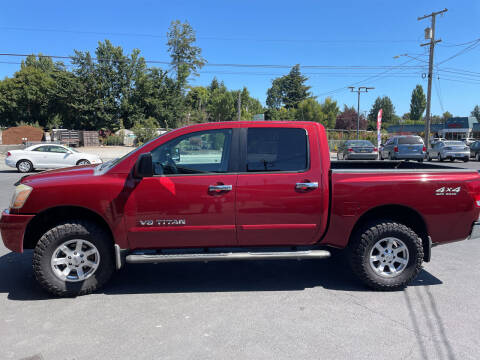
left=409, top=85, right=426, bottom=121
left=72, top=40, right=148, bottom=130
left=266, top=65, right=311, bottom=109
left=265, top=107, right=296, bottom=120
left=266, top=78, right=283, bottom=109
left=0, top=55, right=58, bottom=128
left=296, top=98, right=326, bottom=123
left=368, top=96, right=395, bottom=129
left=320, top=97, right=340, bottom=128
left=442, top=111, right=453, bottom=121
left=167, top=20, right=206, bottom=87
left=132, top=116, right=160, bottom=145
left=208, top=89, right=235, bottom=122
left=471, top=105, right=480, bottom=121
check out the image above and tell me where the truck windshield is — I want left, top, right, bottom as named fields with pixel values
left=98, top=133, right=168, bottom=171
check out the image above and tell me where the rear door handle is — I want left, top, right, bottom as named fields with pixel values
left=296, top=182, right=318, bottom=190
left=208, top=184, right=233, bottom=192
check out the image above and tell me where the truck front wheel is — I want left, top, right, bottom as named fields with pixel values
left=33, top=221, right=115, bottom=297
left=349, top=221, right=423, bottom=290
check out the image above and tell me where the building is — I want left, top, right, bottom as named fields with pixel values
left=440, top=117, right=478, bottom=140
left=387, top=117, right=478, bottom=141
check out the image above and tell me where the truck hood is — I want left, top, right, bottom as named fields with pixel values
left=18, top=165, right=98, bottom=185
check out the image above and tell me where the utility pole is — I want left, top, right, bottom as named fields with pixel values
left=418, top=8, right=447, bottom=148
left=349, top=86, right=374, bottom=139
left=237, top=92, right=241, bottom=121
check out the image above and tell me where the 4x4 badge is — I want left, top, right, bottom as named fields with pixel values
left=435, top=187, right=461, bottom=196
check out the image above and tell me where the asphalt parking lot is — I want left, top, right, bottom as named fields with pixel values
left=1, top=160, right=480, bottom=360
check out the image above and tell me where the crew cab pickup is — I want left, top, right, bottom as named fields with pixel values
left=1, top=121, right=480, bottom=296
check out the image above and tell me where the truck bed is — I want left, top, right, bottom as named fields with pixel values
left=330, top=160, right=473, bottom=172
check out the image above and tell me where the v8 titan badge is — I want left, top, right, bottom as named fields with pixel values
left=435, top=187, right=461, bottom=196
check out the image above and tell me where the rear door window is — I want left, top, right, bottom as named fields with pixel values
left=246, top=128, right=308, bottom=172
left=398, top=137, right=424, bottom=145
left=32, top=146, right=49, bottom=152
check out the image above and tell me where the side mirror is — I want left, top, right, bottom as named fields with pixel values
left=133, top=153, right=153, bottom=179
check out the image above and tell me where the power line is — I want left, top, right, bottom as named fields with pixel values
left=440, top=37, right=480, bottom=47
left=436, top=39, right=480, bottom=65
left=439, top=76, right=480, bottom=85
left=0, top=52, right=430, bottom=70
left=434, top=75, right=445, bottom=113
left=316, top=58, right=419, bottom=97
left=0, top=26, right=420, bottom=44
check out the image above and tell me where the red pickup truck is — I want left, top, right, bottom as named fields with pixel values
left=2, top=121, right=480, bottom=296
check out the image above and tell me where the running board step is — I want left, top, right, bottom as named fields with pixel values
left=125, top=250, right=331, bottom=264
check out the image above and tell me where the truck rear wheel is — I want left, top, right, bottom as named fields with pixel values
left=349, top=221, right=423, bottom=290
left=33, top=221, right=115, bottom=297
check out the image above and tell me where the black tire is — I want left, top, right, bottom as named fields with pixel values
left=476, top=153, right=480, bottom=162
left=76, top=159, right=91, bottom=165
left=464, top=158, right=469, bottom=163
left=417, top=158, right=423, bottom=163
left=450, top=157, right=455, bottom=162
left=439, top=154, right=444, bottom=162
left=16, top=159, right=33, bottom=173
left=348, top=221, right=423, bottom=291
left=389, top=152, right=394, bottom=160
left=426, top=153, right=431, bottom=161
left=33, top=221, right=115, bottom=297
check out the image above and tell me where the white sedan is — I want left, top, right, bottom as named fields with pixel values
left=5, top=144, right=102, bottom=173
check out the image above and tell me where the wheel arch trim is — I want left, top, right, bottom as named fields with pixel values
left=348, top=204, right=431, bottom=262
left=23, top=205, right=115, bottom=250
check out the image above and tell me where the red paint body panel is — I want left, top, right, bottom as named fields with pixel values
left=1, top=120, right=479, bottom=255
left=0, top=211, right=34, bottom=252
left=124, top=175, right=237, bottom=249
left=321, top=170, right=480, bottom=247
left=236, top=123, right=330, bottom=246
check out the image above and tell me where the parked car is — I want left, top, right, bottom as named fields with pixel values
left=462, top=137, right=477, bottom=146
left=2, top=121, right=480, bottom=297
left=426, top=140, right=470, bottom=162
left=470, top=141, right=480, bottom=161
left=380, top=135, right=426, bottom=162
left=430, top=137, right=446, bottom=146
left=336, top=140, right=378, bottom=160
left=5, top=144, right=102, bottom=173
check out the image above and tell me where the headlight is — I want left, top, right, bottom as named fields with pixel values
left=10, top=184, right=33, bottom=209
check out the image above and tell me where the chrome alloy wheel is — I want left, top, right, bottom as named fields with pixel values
left=369, top=237, right=409, bottom=278
left=18, top=161, right=31, bottom=172
left=50, top=239, right=100, bottom=282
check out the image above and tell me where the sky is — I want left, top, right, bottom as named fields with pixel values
left=0, top=0, right=479, bottom=118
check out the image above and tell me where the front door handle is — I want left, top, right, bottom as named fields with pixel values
left=208, top=184, right=233, bottom=192
left=295, top=182, right=318, bottom=190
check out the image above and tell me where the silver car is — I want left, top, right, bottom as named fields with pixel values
left=337, top=140, right=378, bottom=160
left=427, top=140, right=470, bottom=162
left=380, top=136, right=426, bottom=162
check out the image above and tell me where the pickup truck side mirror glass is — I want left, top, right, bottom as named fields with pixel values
left=134, top=152, right=153, bottom=179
